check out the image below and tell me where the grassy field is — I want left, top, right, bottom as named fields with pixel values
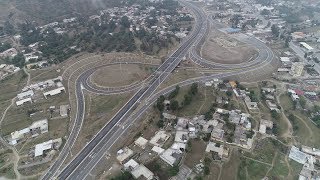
left=289, top=160, right=303, bottom=180
left=293, top=112, right=320, bottom=147
left=220, top=149, right=241, bottom=180
left=1, top=92, right=69, bottom=135
left=173, top=85, right=216, bottom=117
left=0, top=164, right=16, bottom=179
left=267, top=153, right=289, bottom=178
left=0, top=71, right=27, bottom=103
left=243, top=139, right=277, bottom=164
left=239, top=157, right=270, bottom=180
left=279, top=93, right=320, bottom=147
left=258, top=102, right=288, bottom=137
left=184, top=139, right=206, bottom=168
left=279, top=94, right=295, bottom=112
left=29, top=68, right=62, bottom=83
left=17, top=117, right=68, bottom=154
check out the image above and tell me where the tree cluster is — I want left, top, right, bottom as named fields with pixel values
left=0, top=43, right=12, bottom=52
left=182, top=83, right=198, bottom=106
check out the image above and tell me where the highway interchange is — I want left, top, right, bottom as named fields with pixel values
left=41, top=0, right=276, bottom=179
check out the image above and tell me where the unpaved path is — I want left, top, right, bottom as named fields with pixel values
left=0, top=98, right=21, bottom=179
left=197, top=87, right=207, bottom=114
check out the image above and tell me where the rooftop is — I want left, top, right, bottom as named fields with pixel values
left=116, top=147, right=133, bottom=163
left=131, top=164, right=154, bottom=180
left=134, top=137, right=148, bottom=149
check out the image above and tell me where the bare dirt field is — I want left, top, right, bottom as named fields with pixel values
left=201, top=29, right=257, bottom=64
left=91, top=64, right=155, bottom=87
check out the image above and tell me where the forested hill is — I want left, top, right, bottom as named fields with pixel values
left=0, top=0, right=122, bottom=26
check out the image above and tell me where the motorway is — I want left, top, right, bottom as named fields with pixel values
left=41, top=1, right=276, bottom=179
left=42, top=0, right=205, bottom=179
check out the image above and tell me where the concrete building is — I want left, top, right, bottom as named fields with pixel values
left=205, top=142, right=224, bottom=158
left=299, top=42, right=314, bottom=52
left=34, top=138, right=62, bottom=157
left=244, top=96, right=258, bottom=110
left=174, top=130, right=189, bottom=143
left=131, top=164, right=154, bottom=180
left=116, top=147, right=133, bottom=164
left=301, top=146, right=320, bottom=157
left=43, top=87, right=65, bottom=98
left=289, top=146, right=314, bottom=165
left=59, top=104, right=70, bottom=117
left=134, top=137, right=148, bottom=149
left=10, top=119, right=48, bottom=145
left=124, top=159, right=154, bottom=180
left=10, top=128, right=30, bottom=145
left=17, top=90, right=34, bottom=100
left=29, top=119, right=49, bottom=136
left=151, top=146, right=165, bottom=155
left=290, top=62, right=304, bottom=77
left=16, top=98, right=32, bottom=106
left=259, top=120, right=273, bottom=134
left=149, top=131, right=169, bottom=147
left=160, top=148, right=182, bottom=166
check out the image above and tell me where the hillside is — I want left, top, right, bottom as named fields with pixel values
left=0, top=0, right=121, bottom=26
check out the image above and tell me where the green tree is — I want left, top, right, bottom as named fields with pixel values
left=10, top=53, right=25, bottom=68
left=183, top=94, right=192, bottom=106
left=204, top=111, right=213, bottom=120
left=170, top=100, right=179, bottom=111
left=111, top=171, right=134, bottom=180
left=168, top=85, right=180, bottom=99
left=271, top=110, right=280, bottom=119
left=204, top=166, right=210, bottom=175
left=299, top=97, right=306, bottom=109
left=0, top=42, right=12, bottom=52
left=190, top=83, right=198, bottom=95
left=260, top=9, right=271, bottom=15
left=271, top=24, right=279, bottom=37
left=168, top=165, right=180, bottom=176
left=226, top=91, right=233, bottom=97
left=157, top=119, right=164, bottom=128
left=156, top=95, right=165, bottom=112
left=120, top=16, right=130, bottom=28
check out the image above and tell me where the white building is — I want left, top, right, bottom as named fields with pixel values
left=149, top=131, right=169, bottom=147
left=17, top=90, right=34, bottom=100
left=134, top=137, right=148, bottom=149
left=299, top=42, right=314, bottom=52
left=29, top=119, right=49, bottom=135
left=131, top=164, right=154, bottom=180
left=43, top=87, right=65, bottom=98
left=124, top=159, right=154, bottom=180
left=10, top=119, right=48, bottom=145
left=289, top=146, right=314, bottom=165
left=59, top=105, right=70, bottom=117
left=151, top=146, right=165, bottom=155
left=34, top=138, right=62, bottom=157
left=116, top=147, right=133, bottom=164
left=16, top=98, right=32, bottom=106
left=205, top=142, right=223, bottom=157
